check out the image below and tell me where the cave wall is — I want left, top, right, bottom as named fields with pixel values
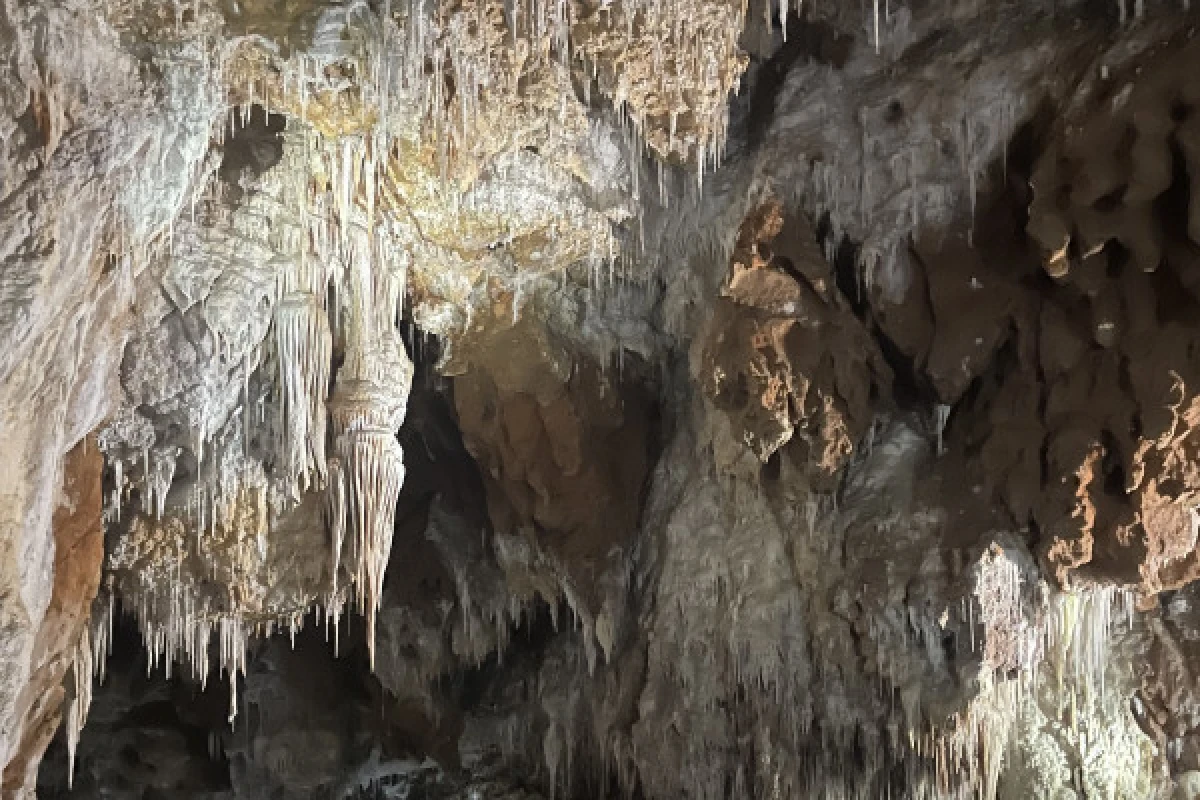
left=5, top=1, right=1200, bottom=799
left=0, top=3, right=218, bottom=790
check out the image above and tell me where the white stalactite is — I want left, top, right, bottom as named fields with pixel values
left=341, top=429, right=406, bottom=669
left=65, top=626, right=94, bottom=789
left=327, top=455, right=348, bottom=594
left=274, top=291, right=333, bottom=495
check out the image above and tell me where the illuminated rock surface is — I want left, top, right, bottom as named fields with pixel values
left=3, top=1, right=1200, bottom=798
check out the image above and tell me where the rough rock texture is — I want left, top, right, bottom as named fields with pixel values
left=448, top=296, right=656, bottom=631
left=695, top=198, right=889, bottom=476
left=9, top=1, right=1200, bottom=800
left=1019, top=31, right=1200, bottom=596
left=1, top=441, right=104, bottom=797
left=0, top=1, right=217, bottom=789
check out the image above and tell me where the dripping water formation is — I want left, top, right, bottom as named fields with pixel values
left=5, top=1, right=1200, bottom=799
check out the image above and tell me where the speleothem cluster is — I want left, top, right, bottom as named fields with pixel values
left=8, top=2, right=1200, bottom=800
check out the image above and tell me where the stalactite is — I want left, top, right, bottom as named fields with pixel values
left=219, top=615, right=247, bottom=725
left=65, top=626, right=94, bottom=789
left=924, top=561, right=1144, bottom=800
left=327, top=455, right=348, bottom=594
left=311, top=125, right=415, bottom=669
left=340, top=428, right=405, bottom=668
left=274, top=291, right=333, bottom=496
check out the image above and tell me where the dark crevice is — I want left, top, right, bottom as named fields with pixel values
left=871, top=323, right=935, bottom=410
left=741, top=12, right=851, bottom=150
left=218, top=103, right=287, bottom=202
left=828, top=232, right=867, bottom=316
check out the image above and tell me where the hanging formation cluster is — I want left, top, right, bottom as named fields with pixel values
left=93, top=0, right=748, bottom=728
left=927, top=551, right=1154, bottom=800
left=274, top=265, right=332, bottom=500
left=98, top=8, right=425, bottom=726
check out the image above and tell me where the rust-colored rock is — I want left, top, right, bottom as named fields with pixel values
left=447, top=294, right=655, bottom=614
left=911, top=35, right=1200, bottom=601
left=1, top=438, right=104, bottom=798
left=694, top=200, right=890, bottom=480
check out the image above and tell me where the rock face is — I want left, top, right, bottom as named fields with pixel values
left=695, top=199, right=889, bottom=477
left=2, top=440, right=104, bottom=797
left=8, top=1, right=1200, bottom=799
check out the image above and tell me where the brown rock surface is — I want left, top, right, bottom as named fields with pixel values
left=951, top=34, right=1200, bottom=598
left=694, top=199, right=890, bottom=480
left=1, top=438, right=104, bottom=798
left=448, top=294, right=655, bottom=616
